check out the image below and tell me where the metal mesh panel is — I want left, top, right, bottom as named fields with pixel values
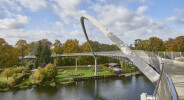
left=83, top=18, right=120, bottom=53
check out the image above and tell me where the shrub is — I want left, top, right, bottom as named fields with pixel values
left=0, top=82, right=10, bottom=89
left=10, top=73, right=27, bottom=85
left=44, top=63, right=57, bottom=80
left=104, top=63, right=109, bottom=67
left=1, top=69, right=13, bottom=80
left=12, top=67, right=26, bottom=74
left=34, top=67, right=45, bottom=81
left=28, top=64, right=34, bottom=70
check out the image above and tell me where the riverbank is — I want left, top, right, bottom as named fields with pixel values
left=0, top=65, right=140, bottom=92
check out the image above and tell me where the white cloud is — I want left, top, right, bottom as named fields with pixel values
left=0, top=0, right=22, bottom=12
left=16, top=0, right=47, bottom=12
left=51, top=0, right=87, bottom=24
left=166, top=16, right=184, bottom=24
left=0, top=15, right=30, bottom=30
left=91, top=4, right=181, bottom=44
left=137, top=6, right=148, bottom=14
left=166, top=9, right=184, bottom=24
left=174, top=9, right=184, bottom=17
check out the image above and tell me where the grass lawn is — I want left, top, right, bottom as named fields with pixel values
left=0, top=75, right=11, bottom=83
left=56, top=66, right=113, bottom=79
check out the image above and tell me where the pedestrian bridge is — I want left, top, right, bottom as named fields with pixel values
left=23, top=15, right=184, bottom=100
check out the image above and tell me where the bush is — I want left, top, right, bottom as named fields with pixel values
left=34, top=67, right=45, bottom=81
left=44, top=63, right=57, bottom=80
left=10, top=73, right=27, bottom=85
left=12, top=67, right=26, bottom=74
left=28, top=64, right=34, bottom=70
left=104, top=63, right=109, bottom=67
left=1, top=69, right=13, bottom=80
left=0, top=82, right=10, bottom=89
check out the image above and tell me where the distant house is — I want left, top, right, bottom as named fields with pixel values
left=109, top=63, right=121, bottom=68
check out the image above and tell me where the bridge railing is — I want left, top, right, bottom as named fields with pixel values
left=141, top=63, right=178, bottom=100
left=157, top=51, right=184, bottom=62
left=153, top=65, right=178, bottom=100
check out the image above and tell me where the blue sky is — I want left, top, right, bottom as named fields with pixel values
left=0, top=0, right=183, bottom=45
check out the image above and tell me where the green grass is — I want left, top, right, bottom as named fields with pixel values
left=0, top=75, right=11, bottom=83
left=56, top=66, right=113, bottom=79
left=121, top=67, right=137, bottom=73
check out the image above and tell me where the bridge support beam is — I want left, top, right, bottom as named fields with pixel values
left=94, top=57, right=98, bottom=75
left=75, top=56, right=77, bottom=71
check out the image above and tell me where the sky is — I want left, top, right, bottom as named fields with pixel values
left=0, top=0, right=184, bottom=45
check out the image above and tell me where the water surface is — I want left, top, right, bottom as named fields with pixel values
left=0, top=75, right=154, bottom=100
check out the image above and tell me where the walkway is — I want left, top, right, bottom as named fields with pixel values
left=164, top=59, right=184, bottom=100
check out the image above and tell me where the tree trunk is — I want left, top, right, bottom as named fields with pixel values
left=22, top=48, right=24, bottom=65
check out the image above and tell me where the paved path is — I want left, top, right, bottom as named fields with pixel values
left=164, top=59, right=184, bottom=100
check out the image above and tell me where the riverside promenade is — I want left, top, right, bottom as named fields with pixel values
left=164, top=59, right=184, bottom=100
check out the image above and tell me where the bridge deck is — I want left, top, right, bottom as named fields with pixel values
left=164, top=59, right=184, bottom=100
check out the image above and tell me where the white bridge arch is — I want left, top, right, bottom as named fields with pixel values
left=80, top=15, right=160, bottom=85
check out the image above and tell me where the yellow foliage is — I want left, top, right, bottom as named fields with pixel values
left=34, top=67, right=45, bottom=80
left=1, top=69, right=13, bottom=80
left=44, top=63, right=57, bottom=80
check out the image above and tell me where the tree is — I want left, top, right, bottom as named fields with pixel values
left=15, top=39, right=28, bottom=65
left=35, top=42, right=44, bottom=67
left=1, top=69, right=13, bottom=80
left=164, top=38, right=175, bottom=51
left=148, top=37, right=164, bottom=51
left=174, top=36, right=184, bottom=52
left=35, top=42, right=52, bottom=67
left=42, top=45, right=52, bottom=64
left=64, top=39, right=79, bottom=53
left=53, top=40, right=63, bottom=66
left=53, top=39, right=63, bottom=54
left=39, top=39, right=52, bottom=48
left=0, top=38, right=7, bottom=46
left=0, top=44, right=19, bottom=68
left=44, top=63, right=57, bottom=80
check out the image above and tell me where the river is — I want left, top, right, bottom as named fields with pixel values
left=0, top=75, right=154, bottom=100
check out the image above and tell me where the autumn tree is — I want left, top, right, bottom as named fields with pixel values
left=164, top=38, right=175, bottom=51
left=15, top=39, right=28, bottom=65
left=148, top=37, right=164, bottom=51
left=0, top=41, right=19, bottom=68
left=64, top=39, right=79, bottom=53
left=53, top=40, right=63, bottom=66
left=1, top=69, right=13, bottom=80
left=174, top=36, right=184, bottom=52
left=0, top=38, right=7, bottom=46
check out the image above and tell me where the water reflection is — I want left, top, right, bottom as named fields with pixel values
left=0, top=75, right=154, bottom=100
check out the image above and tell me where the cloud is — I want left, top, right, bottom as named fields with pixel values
left=166, top=16, right=184, bottom=24
left=137, top=6, right=148, bottom=14
left=166, top=9, right=184, bottom=24
left=0, top=29, right=63, bottom=45
left=0, top=14, right=30, bottom=30
left=51, top=0, right=87, bottom=24
left=174, top=9, right=184, bottom=17
left=91, top=4, right=181, bottom=44
left=16, top=0, right=47, bottom=12
left=0, top=0, right=22, bottom=12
